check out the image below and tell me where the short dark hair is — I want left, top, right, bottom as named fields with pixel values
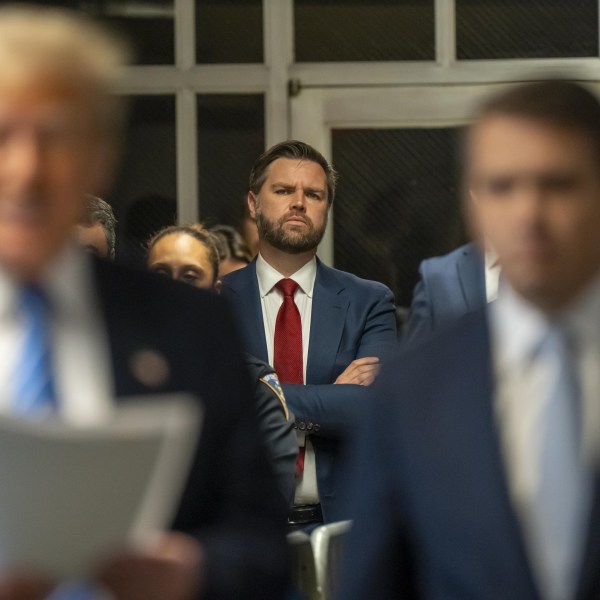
left=146, top=224, right=220, bottom=286
left=249, top=140, right=338, bottom=206
left=210, top=225, right=252, bottom=264
left=473, top=80, right=600, bottom=166
left=81, top=195, right=117, bottom=258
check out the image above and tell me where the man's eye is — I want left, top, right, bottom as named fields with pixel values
left=275, top=189, right=288, bottom=195
left=486, top=177, right=515, bottom=196
left=182, top=273, right=198, bottom=283
left=542, top=175, right=577, bottom=193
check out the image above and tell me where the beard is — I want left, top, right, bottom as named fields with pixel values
left=255, top=206, right=327, bottom=254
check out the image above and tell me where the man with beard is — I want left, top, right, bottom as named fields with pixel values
left=221, top=140, right=397, bottom=527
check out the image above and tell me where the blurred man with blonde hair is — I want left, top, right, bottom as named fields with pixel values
left=0, top=6, right=287, bottom=600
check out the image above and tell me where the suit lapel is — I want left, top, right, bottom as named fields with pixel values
left=307, top=261, right=349, bottom=383
left=92, top=260, right=164, bottom=397
left=227, top=261, right=268, bottom=362
left=455, top=313, right=541, bottom=597
left=456, top=243, right=486, bottom=312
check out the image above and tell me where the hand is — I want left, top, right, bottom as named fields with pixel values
left=0, top=573, right=56, bottom=600
left=334, top=357, right=380, bottom=386
left=96, top=532, right=205, bottom=600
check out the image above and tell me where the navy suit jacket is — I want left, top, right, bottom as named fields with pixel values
left=221, top=258, right=397, bottom=522
left=91, top=259, right=288, bottom=600
left=339, top=309, right=600, bottom=600
left=404, top=242, right=486, bottom=343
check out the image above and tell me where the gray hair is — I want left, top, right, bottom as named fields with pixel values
left=82, top=195, right=117, bottom=259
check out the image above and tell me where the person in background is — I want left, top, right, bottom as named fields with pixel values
left=221, top=140, right=397, bottom=528
left=340, top=80, right=600, bottom=600
left=210, top=224, right=251, bottom=277
left=147, top=225, right=219, bottom=290
left=237, top=198, right=259, bottom=257
left=0, top=7, right=288, bottom=599
left=147, top=224, right=298, bottom=505
left=76, top=195, right=117, bottom=259
left=403, top=240, right=499, bottom=342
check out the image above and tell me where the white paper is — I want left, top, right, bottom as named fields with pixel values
left=0, top=394, right=203, bottom=578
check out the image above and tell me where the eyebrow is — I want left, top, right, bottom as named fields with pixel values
left=271, top=182, right=326, bottom=194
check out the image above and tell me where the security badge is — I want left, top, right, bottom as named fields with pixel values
left=260, top=372, right=290, bottom=421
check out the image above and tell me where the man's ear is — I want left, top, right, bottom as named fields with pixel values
left=247, top=192, right=258, bottom=220
left=214, top=279, right=223, bottom=294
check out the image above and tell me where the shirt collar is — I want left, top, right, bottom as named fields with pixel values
left=491, top=268, right=600, bottom=369
left=0, top=243, right=95, bottom=320
left=256, top=253, right=317, bottom=298
left=485, top=249, right=500, bottom=270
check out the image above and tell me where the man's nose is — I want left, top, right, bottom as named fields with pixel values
left=290, top=189, right=306, bottom=210
left=513, top=181, right=545, bottom=222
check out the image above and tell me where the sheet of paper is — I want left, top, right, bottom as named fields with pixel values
left=0, top=394, right=202, bottom=578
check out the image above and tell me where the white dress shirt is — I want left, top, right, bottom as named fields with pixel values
left=491, top=275, right=600, bottom=600
left=0, top=245, right=114, bottom=424
left=255, top=253, right=319, bottom=505
left=485, top=250, right=501, bottom=303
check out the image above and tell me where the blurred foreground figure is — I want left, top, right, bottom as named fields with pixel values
left=76, top=195, right=117, bottom=259
left=340, top=80, right=600, bottom=600
left=0, top=7, right=287, bottom=600
left=147, top=225, right=298, bottom=506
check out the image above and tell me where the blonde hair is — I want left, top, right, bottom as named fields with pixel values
left=0, top=5, right=128, bottom=135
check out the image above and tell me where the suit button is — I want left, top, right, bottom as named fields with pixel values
left=298, top=421, right=306, bottom=431
left=307, top=422, right=314, bottom=431
left=314, top=424, right=321, bottom=433
left=293, top=423, right=298, bottom=429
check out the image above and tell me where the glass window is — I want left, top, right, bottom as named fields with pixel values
left=197, top=95, right=265, bottom=232
left=109, top=96, right=177, bottom=267
left=196, top=0, right=263, bottom=64
left=1, top=0, right=175, bottom=65
left=331, top=127, right=466, bottom=307
left=456, top=0, right=598, bottom=59
left=295, top=0, right=435, bottom=62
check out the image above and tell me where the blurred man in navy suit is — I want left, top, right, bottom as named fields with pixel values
left=0, top=7, right=287, bottom=599
left=341, top=80, right=600, bottom=600
left=222, top=141, right=397, bottom=526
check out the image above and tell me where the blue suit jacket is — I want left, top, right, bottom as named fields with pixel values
left=339, top=309, right=600, bottom=599
left=404, top=242, right=486, bottom=343
left=221, top=258, right=397, bottom=522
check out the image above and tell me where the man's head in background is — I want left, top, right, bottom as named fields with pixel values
left=0, top=6, right=125, bottom=282
left=210, top=224, right=251, bottom=277
left=467, top=80, right=600, bottom=313
left=76, top=195, right=117, bottom=259
left=247, top=140, right=337, bottom=257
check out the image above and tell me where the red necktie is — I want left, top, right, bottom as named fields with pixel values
left=273, top=278, right=305, bottom=475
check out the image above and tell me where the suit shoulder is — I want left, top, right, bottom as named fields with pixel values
left=395, top=307, right=488, bottom=375
left=420, top=242, right=475, bottom=273
left=322, top=263, right=393, bottom=297
left=220, top=263, right=254, bottom=293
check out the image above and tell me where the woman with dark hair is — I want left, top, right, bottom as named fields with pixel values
left=146, top=224, right=297, bottom=506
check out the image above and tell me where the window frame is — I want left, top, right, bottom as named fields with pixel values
left=115, top=0, right=600, bottom=241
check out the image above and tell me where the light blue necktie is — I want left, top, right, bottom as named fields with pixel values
left=13, top=285, right=57, bottom=416
left=533, top=325, right=590, bottom=600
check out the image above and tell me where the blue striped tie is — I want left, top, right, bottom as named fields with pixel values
left=13, top=285, right=57, bottom=416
